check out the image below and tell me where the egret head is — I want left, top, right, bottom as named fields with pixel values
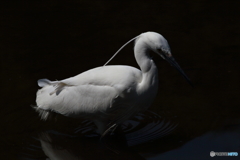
left=140, top=32, right=171, bottom=58
left=142, top=31, right=193, bottom=86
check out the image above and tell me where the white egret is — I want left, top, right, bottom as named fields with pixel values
left=34, top=31, right=191, bottom=135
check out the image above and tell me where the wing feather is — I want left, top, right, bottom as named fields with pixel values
left=36, top=83, right=119, bottom=118
left=36, top=65, right=142, bottom=121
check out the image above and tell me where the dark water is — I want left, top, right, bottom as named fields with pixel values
left=1, top=0, right=240, bottom=159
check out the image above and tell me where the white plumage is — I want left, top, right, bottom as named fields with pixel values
left=35, top=32, right=191, bottom=135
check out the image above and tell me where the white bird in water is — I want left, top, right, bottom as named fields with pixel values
left=34, top=31, right=191, bottom=135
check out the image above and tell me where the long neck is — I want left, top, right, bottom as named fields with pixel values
left=134, top=38, right=158, bottom=92
left=134, top=39, right=152, bottom=73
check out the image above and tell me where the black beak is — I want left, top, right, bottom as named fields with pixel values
left=164, top=55, right=193, bottom=87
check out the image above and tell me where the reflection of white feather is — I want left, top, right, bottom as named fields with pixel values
left=40, top=134, right=81, bottom=160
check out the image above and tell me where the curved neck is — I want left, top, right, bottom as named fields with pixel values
left=134, top=37, right=158, bottom=86
left=134, top=38, right=159, bottom=103
left=134, top=38, right=152, bottom=73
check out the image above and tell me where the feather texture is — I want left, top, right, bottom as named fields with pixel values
left=36, top=66, right=142, bottom=121
left=34, top=32, right=187, bottom=135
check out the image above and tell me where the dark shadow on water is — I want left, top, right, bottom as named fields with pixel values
left=15, top=109, right=240, bottom=160
left=74, top=110, right=178, bottom=146
left=18, top=110, right=178, bottom=160
left=145, top=124, right=240, bottom=160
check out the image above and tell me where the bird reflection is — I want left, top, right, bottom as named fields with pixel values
left=74, top=110, right=178, bottom=146
left=39, top=130, right=148, bottom=160
left=20, top=111, right=177, bottom=160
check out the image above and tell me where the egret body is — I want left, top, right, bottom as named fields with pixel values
left=35, top=32, right=190, bottom=135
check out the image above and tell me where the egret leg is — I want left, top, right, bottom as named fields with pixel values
left=101, top=124, right=118, bottom=139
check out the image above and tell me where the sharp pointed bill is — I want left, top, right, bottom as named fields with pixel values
left=157, top=49, right=193, bottom=87
left=165, top=56, right=193, bottom=87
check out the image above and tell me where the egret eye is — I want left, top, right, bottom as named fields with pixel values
left=157, top=48, right=171, bottom=58
left=157, top=48, right=164, bottom=54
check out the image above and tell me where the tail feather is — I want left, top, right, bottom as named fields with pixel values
left=38, top=79, right=52, bottom=87
left=36, top=79, right=68, bottom=116
left=31, top=105, right=51, bottom=120
left=31, top=105, right=57, bottom=121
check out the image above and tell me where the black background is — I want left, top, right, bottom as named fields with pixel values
left=1, top=0, right=240, bottom=159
